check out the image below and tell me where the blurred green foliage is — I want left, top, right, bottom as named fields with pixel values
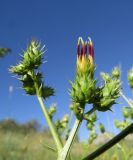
left=0, top=119, right=40, bottom=134
left=0, top=119, right=133, bottom=160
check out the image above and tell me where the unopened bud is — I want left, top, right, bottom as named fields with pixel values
left=101, top=72, right=110, bottom=81
left=99, top=123, right=105, bottom=133
left=122, top=107, right=130, bottom=119
left=91, top=113, right=97, bottom=122
left=62, top=115, right=69, bottom=123
left=49, top=105, right=56, bottom=114
left=87, top=123, right=93, bottom=130
left=112, top=67, right=121, bottom=78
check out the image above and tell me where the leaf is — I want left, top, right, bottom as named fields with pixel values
left=42, top=86, right=54, bottom=99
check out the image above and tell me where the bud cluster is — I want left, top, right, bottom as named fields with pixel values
left=55, top=115, right=69, bottom=134
left=10, top=40, right=54, bottom=98
left=88, top=128, right=97, bottom=144
left=114, top=106, right=133, bottom=130
left=93, top=70, right=121, bottom=111
left=86, top=114, right=106, bottom=144
left=70, top=37, right=121, bottom=116
left=86, top=112, right=97, bottom=144
left=114, top=119, right=130, bottom=130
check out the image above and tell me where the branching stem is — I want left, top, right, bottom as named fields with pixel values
left=57, top=118, right=82, bottom=160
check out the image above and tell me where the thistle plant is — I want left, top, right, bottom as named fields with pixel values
left=10, top=40, right=63, bottom=154
left=10, top=37, right=133, bottom=160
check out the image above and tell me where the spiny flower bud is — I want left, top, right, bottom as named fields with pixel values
left=112, top=67, right=121, bottom=79
left=49, top=105, right=56, bottom=114
left=20, top=73, right=36, bottom=95
left=10, top=40, right=54, bottom=99
left=70, top=37, right=96, bottom=106
left=62, top=114, right=69, bottom=123
left=122, top=107, right=130, bottom=119
left=94, top=72, right=121, bottom=111
left=87, top=122, right=93, bottom=130
left=23, top=40, right=44, bottom=70
left=48, top=104, right=56, bottom=119
left=55, top=115, right=69, bottom=131
left=10, top=63, right=28, bottom=75
left=100, top=72, right=110, bottom=82
left=10, top=40, right=44, bottom=75
left=128, top=68, right=133, bottom=88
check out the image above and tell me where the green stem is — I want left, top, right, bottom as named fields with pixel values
left=57, top=118, right=82, bottom=160
left=32, top=72, right=63, bottom=153
left=82, top=123, right=133, bottom=160
left=37, top=96, right=63, bottom=152
left=105, top=133, right=127, bottom=160
left=57, top=107, right=96, bottom=160
left=120, top=91, right=133, bottom=108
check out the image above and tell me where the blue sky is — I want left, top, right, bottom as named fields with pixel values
left=0, top=0, right=133, bottom=140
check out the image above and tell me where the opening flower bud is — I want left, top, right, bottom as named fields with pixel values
left=70, top=36, right=96, bottom=106
left=77, top=37, right=94, bottom=74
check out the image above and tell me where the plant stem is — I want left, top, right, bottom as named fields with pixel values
left=105, top=133, right=127, bottom=160
left=37, top=96, right=63, bottom=152
left=120, top=91, right=133, bottom=108
left=82, top=123, right=133, bottom=160
left=64, top=111, right=74, bottom=140
left=57, top=118, right=82, bottom=160
left=57, top=107, right=96, bottom=160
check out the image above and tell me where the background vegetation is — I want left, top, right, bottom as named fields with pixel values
left=0, top=119, right=132, bottom=160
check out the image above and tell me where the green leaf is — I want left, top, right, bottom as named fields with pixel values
left=42, top=86, right=54, bottom=99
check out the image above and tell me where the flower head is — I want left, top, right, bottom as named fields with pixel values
left=77, top=37, right=94, bottom=75
left=70, top=37, right=96, bottom=106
